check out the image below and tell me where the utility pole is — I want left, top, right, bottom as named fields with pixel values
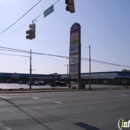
left=67, top=64, right=68, bottom=83
left=65, top=64, right=69, bottom=84
left=67, top=64, right=69, bottom=80
left=29, top=49, right=32, bottom=90
left=89, top=45, right=91, bottom=90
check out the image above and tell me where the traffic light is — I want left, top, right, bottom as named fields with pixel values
left=65, top=0, right=75, bottom=13
left=26, top=23, right=36, bottom=40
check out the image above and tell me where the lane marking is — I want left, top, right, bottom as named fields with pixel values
left=54, top=101, right=62, bottom=104
left=0, top=121, right=12, bottom=130
left=32, top=97, right=40, bottom=99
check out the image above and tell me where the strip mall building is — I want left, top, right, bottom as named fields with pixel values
left=0, top=71, right=130, bottom=85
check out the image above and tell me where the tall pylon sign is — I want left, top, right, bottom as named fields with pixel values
left=69, top=23, right=81, bottom=86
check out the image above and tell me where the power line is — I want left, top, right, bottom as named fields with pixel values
left=33, top=51, right=68, bottom=59
left=0, top=45, right=130, bottom=68
left=53, top=0, right=60, bottom=5
left=33, top=0, right=60, bottom=21
left=1, top=36, right=89, bottom=47
left=0, top=48, right=29, bottom=54
left=0, top=21, right=31, bottom=39
left=0, top=45, right=68, bottom=62
left=0, top=0, right=8, bottom=15
left=0, top=0, right=42, bottom=35
left=38, top=55, right=68, bottom=62
left=82, top=58, right=130, bottom=68
left=0, top=0, right=60, bottom=39
left=1, top=36, right=69, bottom=46
left=0, top=52, right=29, bottom=58
left=0, top=40, right=20, bottom=48
left=0, top=45, right=29, bottom=52
left=82, top=46, right=89, bottom=56
left=0, top=0, right=5, bottom=9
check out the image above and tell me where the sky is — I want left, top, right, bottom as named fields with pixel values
left=0, top=0, right=130, bottom=75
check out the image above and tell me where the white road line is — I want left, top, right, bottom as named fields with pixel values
left=54, top=101, right=62, bottom=104
left=0, top=96, right=10, bottom=99
left=32, top=97, right=40, bottom=99
left=121, top=94, right=128, bottom=96
left=0, top=121, right=12, bottom=130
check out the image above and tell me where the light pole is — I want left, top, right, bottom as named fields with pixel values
left=64, top=64, right=69, bottom=83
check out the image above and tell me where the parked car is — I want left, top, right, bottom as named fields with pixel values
left=40, top=81, right=48, bottom=85
left=34, top=80, right=48, bottom=86
left=51, top=81, right=67, bottom=87
left=34, top=81, right=40, bottom=86
left=27, top=81, right=34, bottom=85
left=19, top=81, right=27, bottom=84
left=19, top=81, right=23, bottom=84
left=71, top=81, right=77, bottom=84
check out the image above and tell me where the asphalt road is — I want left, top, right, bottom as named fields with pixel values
left=0, top=90, right=130, bottom=130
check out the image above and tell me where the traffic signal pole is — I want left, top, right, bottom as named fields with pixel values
left=29, top=49, right=32, bottom=90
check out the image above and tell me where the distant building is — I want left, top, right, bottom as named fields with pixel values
left=61, top=71, right=130, bottom=85
left=0, top=71, right=130, bottom=85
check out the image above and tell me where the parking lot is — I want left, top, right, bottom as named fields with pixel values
left=0, top=83, right=128, bottom=90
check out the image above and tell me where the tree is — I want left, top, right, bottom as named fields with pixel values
left=121, top=69, right=130, bottom=72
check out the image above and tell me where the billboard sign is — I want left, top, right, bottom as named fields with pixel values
left=69, top=23, right=81, bottom=80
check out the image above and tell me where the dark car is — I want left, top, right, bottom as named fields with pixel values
left=27, top=81, right=34, bottom=85
left=19, top=81, right=23, bottom=84
left=34, top=81, right=40, bottom=86
left=51, top=81, right=67, bottom=87
left=40, top=81, right=48, bottom=85
left=34, top=81, right=48, bottom=85
left=19, top=81, right=27, bottom=84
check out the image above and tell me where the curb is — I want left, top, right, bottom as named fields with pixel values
left=0, top=87, right=130, bottom=94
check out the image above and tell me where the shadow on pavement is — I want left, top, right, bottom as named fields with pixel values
left=75, top=122, right=100, bottom=130
left=0, top=97, right=51, bottom=130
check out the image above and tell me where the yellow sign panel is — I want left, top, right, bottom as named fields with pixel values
left=71, top=35, right=79, bottom=42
